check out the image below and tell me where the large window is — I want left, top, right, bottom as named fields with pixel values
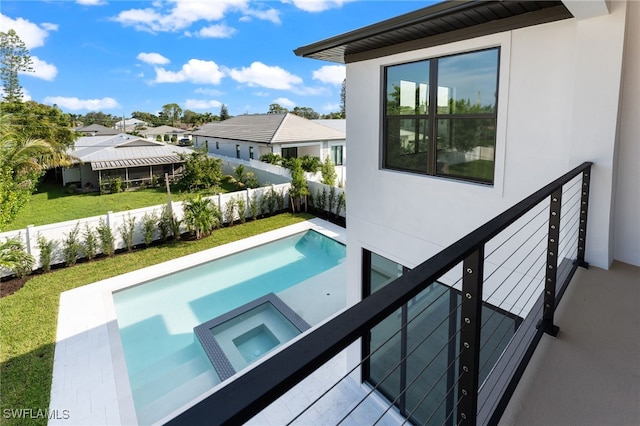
left=383, top=48, right=499, bottom=184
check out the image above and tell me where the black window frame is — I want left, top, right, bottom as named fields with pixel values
left=382, top=47, right=500, bottom=185
left=331, top=145, right=344, bottom=166
left=235, top=144, right=240, bottom=159
left=281, top=147, right=298, bottom=160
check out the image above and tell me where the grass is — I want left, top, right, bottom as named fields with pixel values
left=448, top=159, right=494, bottom=182
left=0, top=212, right=313, bottom=426
left=5, top=180, right=238, bottom=231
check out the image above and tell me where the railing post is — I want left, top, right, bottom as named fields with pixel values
left=577, top=166, right=591, bottom=268
left=458, top=247, right=484, bottom=425
left=538, top=189, right=562, bottom=337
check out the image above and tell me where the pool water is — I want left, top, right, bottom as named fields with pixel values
left=112, top=230, right=345, bottom=424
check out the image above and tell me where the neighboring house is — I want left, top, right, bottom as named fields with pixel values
left=74, top=124, right=120, bottom=137
left=191, top=113, right=346, bottom=166
left=114, top=118, right=149, bottom=133
left=141, top=125, right=188, bottom=143
left=62, top=134, right=193, bottom=190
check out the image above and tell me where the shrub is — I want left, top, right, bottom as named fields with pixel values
left=336, top=191, right=346, bottom=217
left=328, top=187, right=337, bottom=216
left=36, top=233, right=55, bottom=272
left=82, top=223, right=98, bottom=260
left=111, top=177, right=124, bottom=193
left=236, top=196, right=247, bottom=224
left=96, top=218, right=115, bottom=256
left=0, top=237, right=35, bottom=278
left=158, top=206, right=172, bottom=241
left=223, top=197, right=237, bottom=226
left=183, top=196, right=215, bottom=240
left=142, top=212, right=157, bottom=246
left=260, top=152, right=282, bottom=165
left=119, top=214, right=136, bottom=252
left=249, top=192, right=259, bottom=221
left=62, top=223, right=82, bottom=266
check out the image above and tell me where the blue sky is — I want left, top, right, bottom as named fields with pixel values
left=0, top=1, right=436, bottom=118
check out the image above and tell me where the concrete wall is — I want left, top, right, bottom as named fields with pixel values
left=344, top=0, right=632, bottom=318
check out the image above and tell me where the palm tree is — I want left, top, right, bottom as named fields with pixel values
left=183, top=196, right=218, bottom=240
left=0, top=238, right=34, bottom=278
left=0, top=113, right=75, bottom=173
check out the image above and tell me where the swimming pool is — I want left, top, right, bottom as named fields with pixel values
left=112, top=229, right=345, bottom=425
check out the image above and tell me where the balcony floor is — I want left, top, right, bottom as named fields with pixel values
left=500, top=261, right=640, bottom=426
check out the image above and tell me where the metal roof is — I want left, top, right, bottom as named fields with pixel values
left=68, top=134, right=193, bottom=169
left=294, top=1, right=573, bottom=63
left=91, top=155, right=185, bottom=170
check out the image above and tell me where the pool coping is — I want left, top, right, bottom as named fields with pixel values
left=194, top=292, right=311, bottom=381
left=49, top=218, right=346, bottom=426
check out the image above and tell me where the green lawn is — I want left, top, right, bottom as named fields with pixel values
left=5, top=181, right=238, bottom=231
left=0, top=212, right=313, bottom=426
left=448, top=159, right=494, bottom=182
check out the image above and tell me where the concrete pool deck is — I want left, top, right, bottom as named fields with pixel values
left=49, top=218, right=347, bottom=425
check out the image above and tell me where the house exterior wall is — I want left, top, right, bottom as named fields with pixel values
left=613, top=0, right=640, bottom=266
left=344, top=0, right=632, bottom=318
left=193, top=136, right=265, bottom=160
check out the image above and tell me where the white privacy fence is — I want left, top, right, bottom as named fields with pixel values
left=1, top=157, right=346, bottom=278
left=0, top=183, right=292, bottom=278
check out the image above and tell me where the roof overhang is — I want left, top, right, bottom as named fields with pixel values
left=294, top=1, right=574, bottom=64
left=90, top=156, right=184, bottom=171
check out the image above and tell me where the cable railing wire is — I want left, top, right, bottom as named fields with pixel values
left=286, top=282, right=458, bottom=424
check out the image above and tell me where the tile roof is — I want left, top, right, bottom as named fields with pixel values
left=192, top=113, right=345, bottom=144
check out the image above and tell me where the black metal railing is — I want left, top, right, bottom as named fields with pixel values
left=167, top=162, right=592, bottom=426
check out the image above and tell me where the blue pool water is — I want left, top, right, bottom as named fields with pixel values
left=112, top=230, right=345, bottom=424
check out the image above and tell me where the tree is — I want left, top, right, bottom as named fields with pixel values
left=220, top=104, right=230, bottom=121
left=162, top=103, right=183, bottom=126
left=292, top=106, right=319, bottom=120
left=0, top=112, right=75, bottom=229
left=3, top=101, right=77, bottom=149
left=132, top=111, right=161, bottom=126
left=183, top=196, right=218, bottom=240
left=81, top=111, right=118, bottom=128
left=321, top=155, right=337, bottom=187
left=0, top=29, right=33, bottom=103
left=178, top=149, right=223, bottom=191
left=268, top=103, right=288, bottom=114
left=288, top=158, right=309, bottom=212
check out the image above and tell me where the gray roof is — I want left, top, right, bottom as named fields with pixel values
left=143, top=125, right=185, bottom=135
left=294, top=1, right=572, bottom=63
left=75, top=124, right=120, bottom=135
left=192, top=113, right=345, bottom=144
left=68, top=134, right=193, bottom=170
left=313, top=119, right=346, bottom=133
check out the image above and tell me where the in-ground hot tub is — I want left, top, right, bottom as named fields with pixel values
left=194, top=293, right=310, bottom=380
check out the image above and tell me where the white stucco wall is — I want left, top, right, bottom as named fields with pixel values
left=344, top=0, right=632, bottom=312
left=613, top=0, right=640, bottom=266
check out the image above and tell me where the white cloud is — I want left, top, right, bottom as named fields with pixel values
left=43, top=96, right=120, bottom=111
left=112, top=0, right=252, bottom=33
left=312, top=65, right=345, bottom=85
left=273, top=97, right=296, bottom=108
left=284, top=0, right=351, bottom=13
left=241, top=7, right=281, bottom=25
left=0, top=14, right=57, bottom=49
left=154, top=59, right=225, bottom=84
left=137, top=52, right=170, bottom=65
left=27, top=56, right=58, bottom=81
left=228, top=62, right=302, bottom=90
left=194, top=87, right=224, bottom=96
left=76, top=0, right=106, bottom=5
left=322, top=102, right=340, bottom=112
left=189, top=23, right=237, bottom=38
left=184, top=99, right=222, bottom=110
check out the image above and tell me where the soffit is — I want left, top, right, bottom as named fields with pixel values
left=294, top=1, right=573, bottom=64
